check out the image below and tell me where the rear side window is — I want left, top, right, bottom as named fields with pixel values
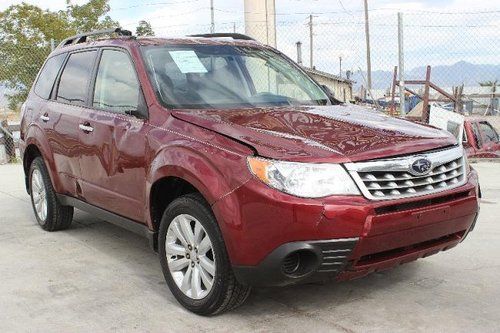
left=471, top=123, right=482, bottom=148
left=93, top=49, right=140, bottom=113
left=57, top=51, right=97, bottom=106
left=446, top=121, right=461, bottom=140
left=479, top=122, right=499, bottom=143
left=34, top=53, right=66, bottom=99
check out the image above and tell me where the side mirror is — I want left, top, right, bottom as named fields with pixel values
left=125, top=108, right=147, bottom=119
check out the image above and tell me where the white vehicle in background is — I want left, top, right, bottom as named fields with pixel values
left=427, top=103, right=499, bottom=159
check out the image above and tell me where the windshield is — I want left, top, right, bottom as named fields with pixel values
left=141, top=44, right=330, bottom=109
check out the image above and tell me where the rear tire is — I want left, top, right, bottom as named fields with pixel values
left=158, top=193, right=251, bottom=315
left=29, top=157, right=73, bottom=231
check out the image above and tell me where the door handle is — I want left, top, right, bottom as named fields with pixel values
left=79, top=123, right=94, bottom=133
left=40, top=114, right=50, bottom=122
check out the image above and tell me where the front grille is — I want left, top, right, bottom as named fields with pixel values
left=356, top=230, right=466, bottom=266
left=345, top=146, right=467, bottom=200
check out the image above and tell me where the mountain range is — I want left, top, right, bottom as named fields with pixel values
left=351, top=61, right=500, bottom=90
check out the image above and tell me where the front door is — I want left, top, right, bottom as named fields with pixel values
left=78, top=48, right=148, bottom=222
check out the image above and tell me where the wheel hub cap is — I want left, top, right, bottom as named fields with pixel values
left=31, top=169, right=47, bottom=221
left=165, top=214, right=216, bottom=300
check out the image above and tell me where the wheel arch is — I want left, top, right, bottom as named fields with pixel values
left=146, top=146, right=243, bottom=254
left=22, top=139, right=57, bottom=193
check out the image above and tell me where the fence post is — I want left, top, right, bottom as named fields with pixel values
left=398, top=12, right=406, bottom=117
left=422, top=66, right=432, bottom=123
left=309, top=14, right=314, bottom=69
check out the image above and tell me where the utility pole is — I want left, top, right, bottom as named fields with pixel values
left=233, top=22, right=236, bottom=33
left=309, top=14, right=314, bottom=69
left=210, top=0, right=215, bottom=33
left=363, top=0, right=372, bottom=90
left=398, top=12, right=406, bottom=116
left=339, top=56, right=342, bottom=78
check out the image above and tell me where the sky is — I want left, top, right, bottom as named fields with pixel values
left=1, top=0, right=499, bottom=75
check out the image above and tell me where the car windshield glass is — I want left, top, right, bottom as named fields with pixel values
left=141, top=44, right=330, bottom=109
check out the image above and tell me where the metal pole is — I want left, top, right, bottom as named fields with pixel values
left=363, top=0, right=372, bottom=90
left=309, top=14, right=314, bottom=69
left=233, top=22, right=236, bottom=33
left=339, top=56, right=342, bottom=78
left=50, top=38, right=55, bottom=51
left=398, top=12, right=406, bottom=117
left=210, top=0, right=215, bottom=33
left=265, top=0, right=270, bottom=45
left=296, top=41, right=303, bottom=65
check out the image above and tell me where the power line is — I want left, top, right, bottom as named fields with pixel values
left=113, top=0, right=201, bottom=11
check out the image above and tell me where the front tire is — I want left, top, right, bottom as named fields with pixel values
left=158, top=193, right=250, bottom=315
left=29, top=157, right=73, bottom=231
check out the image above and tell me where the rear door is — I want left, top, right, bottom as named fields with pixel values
left=78, top=48, right=148, bottom=222
left=52, top=50, right=98, bottom=195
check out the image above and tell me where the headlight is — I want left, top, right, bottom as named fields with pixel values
left=247, top=157, right=360, bottom=198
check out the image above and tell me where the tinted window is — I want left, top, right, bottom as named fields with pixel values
left=57, top=51, right=97, bottom=106
left=472, top=123, right=482, bottom=148
left=479, top=122, right=499, bottom=143
left=143, top=45, right=329, bottom=109
left=446, top=121, right=461, bottom=140
left=93, top=50, right=140, bottom=113
left=34, top=53, right=66, bottom=99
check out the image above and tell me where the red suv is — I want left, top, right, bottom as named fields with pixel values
left=20, top=29, right=480, bottom=315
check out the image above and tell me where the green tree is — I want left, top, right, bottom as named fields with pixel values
left=0, top=1, right=118, bottom=110
left=136, top=20, right=154, bottom=37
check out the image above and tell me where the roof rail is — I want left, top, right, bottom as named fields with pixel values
left=188, top=33, right=256, bottom=41
left=57, top=27, right=133, bottom=49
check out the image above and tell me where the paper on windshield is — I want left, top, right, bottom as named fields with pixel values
left=169, top=51, right=208, bottom=74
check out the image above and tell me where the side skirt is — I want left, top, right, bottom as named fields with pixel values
left=57, top=194, right=158, bottom=252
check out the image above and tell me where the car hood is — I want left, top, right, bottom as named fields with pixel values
left=172, top=104, right=457, bottom=162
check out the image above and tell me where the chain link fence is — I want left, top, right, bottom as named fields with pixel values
left=1, top=9, right=499, bottom=163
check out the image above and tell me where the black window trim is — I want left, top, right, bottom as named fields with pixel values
left=52, top=48, right=99, bottom=106
left=32, top=52, right=68, bottom=100
left=88, top=46, right=149, bottom=119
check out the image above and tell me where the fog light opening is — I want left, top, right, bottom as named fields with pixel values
left=281, top=250, right=317, bottom=277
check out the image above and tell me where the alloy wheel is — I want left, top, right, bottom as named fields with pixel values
left=165, top=214, right=216, bottom=300
left=31, top=168, right=48, bottom=222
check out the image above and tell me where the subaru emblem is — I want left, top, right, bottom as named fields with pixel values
left=410, top=158, right=432, bottom=175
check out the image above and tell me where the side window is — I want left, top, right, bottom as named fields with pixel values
left=471, top=123, right=482, bottom=148
left=479, top=122, right=499, bottom=143
left=446, top=121, right=461, bottom=140
left=57, top=51, right=97, bottom=106
left=34, top=53, right=66, bottom=99
left=93, top=49, right=140, bottom=113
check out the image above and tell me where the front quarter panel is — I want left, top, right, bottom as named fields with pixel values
left=145, top=112, right=254, bottom=230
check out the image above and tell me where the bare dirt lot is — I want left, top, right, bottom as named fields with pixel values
left=0, top=162, right=498, bottom=333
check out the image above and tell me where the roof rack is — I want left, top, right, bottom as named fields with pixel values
left=188, top=33, right=256, bottom=41
left=57, top=27, right=133, bottom=49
